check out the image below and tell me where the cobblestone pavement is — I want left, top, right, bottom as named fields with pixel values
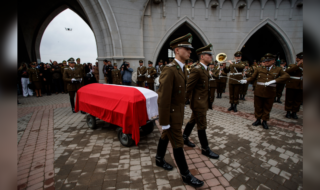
left=17, top=86, right=303, bottom=190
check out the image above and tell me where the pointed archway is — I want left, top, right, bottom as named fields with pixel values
left=152, top=16, right=213, bottom=64
left=236, top=18, right=295, bottom=65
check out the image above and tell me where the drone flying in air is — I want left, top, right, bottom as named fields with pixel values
left=65, top=28, right=72, bottom=31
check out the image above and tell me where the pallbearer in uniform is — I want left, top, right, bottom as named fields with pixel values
left=216, top=63, right=227, bottom=98
left=182, top=43, right=220, bottom=160
left=284, top=52, right=303, bottom=119
left=145, top=61, right=157, bottom=91
left=240, top=53, right=289, bottom=129
left=156, top=33, right=204, bottom=188
left=137, top=60, right=146, bottom=87
left=274, top=59, right=287, bottom=103
left=224, top=51, right=246, bottom=112
left=63, top=57, right=85, bottom=114
left=111, top=63, right=122, bottom=85
left=239, top=62, right=252, bottom=100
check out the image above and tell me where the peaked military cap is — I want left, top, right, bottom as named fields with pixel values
left=264, top=53, right=276, bottom=61
left=196, top=43, right=213, bottom=55
left=30, top=62, right=36, bottom=65
left=159, top=60, right=163, bottom=63
left=62, top=60, right=67, bottom=64
left=260, top=57, right=266, bottom=62
left=168, top=58, right=173, bottom=62
left=148, top=60, right=153, bottom=64
left=68, top=57, right=75, bottom=63
left=170, top=33, right=193, bottom=49
left=245, top=62, right=249, bottom=66
left=234, top=51, right=242, bottom=57
left=113, top=63, right=117, bottom=66
left=296, top=52, right=303, bottom=59
left=220, top=63, right=224, bottom=66
left=139, top=60, right=143, bottom=63
left=76, top=58, right=80, bottom=61
left=215, top=60, right=218, bottom=63
left=189, top=59, right=194, bottom=62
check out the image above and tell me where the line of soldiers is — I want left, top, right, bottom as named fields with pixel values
left=102, top=60, right=123, bottom=85
left=136, top=60, right=158, bottom=91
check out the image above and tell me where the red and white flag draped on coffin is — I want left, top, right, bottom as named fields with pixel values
left=75, top=83, right=158, bottom=145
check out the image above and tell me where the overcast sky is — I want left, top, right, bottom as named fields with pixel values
left=40, top=9, right=97, bottom=64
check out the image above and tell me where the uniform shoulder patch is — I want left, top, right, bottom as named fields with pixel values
left=194, top=65, right=201, bottom=69
left=166, top=63, right=175, bottom=67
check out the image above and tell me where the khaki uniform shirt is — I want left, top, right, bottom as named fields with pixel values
left=28, top=68, right=40, bottom=82
left=112, top=69, right=122, bottom=84
left=137, top=66, right=147, bottom=82
left=224, top=61, right=246, bottom=84
left=146, top=67, right=157, bottom=83
left=285, top=64, right=303, bottom=89
left=63, top=67, right=83, bottom=91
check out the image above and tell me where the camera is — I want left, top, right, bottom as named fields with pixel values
left=122, top=62, right=129, bottom=70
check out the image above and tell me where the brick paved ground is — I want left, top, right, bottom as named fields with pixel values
left=17, top=85, right=303, bottom=190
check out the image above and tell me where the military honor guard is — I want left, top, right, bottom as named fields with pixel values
left=224, top=51, right=246, bottom=112
left=61, top=60, right=69, bottom=93
left=216, top=63, right=227, bottom=98
left=284, top=52, right=303, bottom=119
left=240, top=53, right=289, bottom=129
left=274, top=59, right=287, bottom=103
left=63, top=57, right=85, bottom=114
left=137, top=60, right=147, bottom=87
left=145, top=61, right=157, bottom=91
left=208, top=62, right=220, bottom=103
left=28, top=62, right=42, bottom=97
left=156, top=60, right=164, bottom=75
left=239, top=62, right=252, bottom=100
left=156, top=33, right=204, bottom=188
left=76, top=58, right=85, bottom=84
left=111, top=63, right=122, bottom=85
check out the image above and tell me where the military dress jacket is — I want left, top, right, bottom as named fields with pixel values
left=75, top=64, right=85, bottom=77
left=216, top=68, right=228, bottom=83
left=186, top=64, right=212, bottom=112
left=146, top=67, right=157, bottom=83
left=285, top=64, right=303, bottom=89
left=63, top=67, right=83, bottom=92
left=112, top=69, right=122, bottom=84
left=28, top=68, right=40, bottom=82
left=246, top=66, right=289, bottom=98
left=137, top=66, right=147, bottom=82
left=224, top=61, right=246, bottom=84
left=209, top=67, right=220, bottom=88
left=157, top=65, right=165, bottom=75
left=157, top=60, right=186, bottom=126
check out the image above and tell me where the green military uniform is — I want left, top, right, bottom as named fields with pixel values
left=243, top=53, right=289, bottom=129
left=239, top=62, right=252, bottom=100
left=208, top=63, right=220, bottom=103
left=216, top=63, right=227, bottom=98
left=28, top=63, right=41, bottom=90
left=224, top=51, right=246, bottom=112
left=285, top=52, right=303, bottom=119
left=111, top=63, right=122, bottom=85
left=137, top=60, right=147, bottom=87
left=157, top=60, right=165, bottom=75
left=145, top=61, right=157, bottom=91
left=61, top=60, right=68, bottom=93
left=275, top=59, right=286, bottom=103
left=155, top=33, right=204, bottom=188
left=75, top=58, right=85, bottom=85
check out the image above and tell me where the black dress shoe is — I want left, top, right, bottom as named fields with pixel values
left=233, top=104, right=238, bottom=112
left=291, top=112, right=298, bottom=119
left=181, top=172, right=204, bottom=188
left=72, top=108, right=76, bottom=113
left=228, top=104, right=234, bottom=111
left=276, top=97, right=282, bottom=104
left=252, top=119, right=261, bottom=126
left=185, top=100, right=190, bottom=105
left=243, top=95, right=246, bottom=101
left=183, top=134, right=195, bottom=147
left=285, top=111, right=291, bottom=118
left=274, top=97, right=277, bottom=102
left=202, top=146, right=219, bottom=159
left=262, top=120, right=269, bottom=129
left=155, top=156, right=173, bottom=171
left=81, top=111, right=86, bottom=114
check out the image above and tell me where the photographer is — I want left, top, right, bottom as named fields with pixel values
left=120, top=62, right=133, bottom=85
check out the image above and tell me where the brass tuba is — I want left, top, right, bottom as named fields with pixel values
left=215, top=53, right=236, bottom=64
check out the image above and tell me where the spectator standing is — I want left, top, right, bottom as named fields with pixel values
left=28, top=62, right=42, bottom=97
left=18, top=62, right=33, bottom=97
left=42, top=64, right=52, bottom=95
left=102, top=60, right=108, bottom=83
left=51, top=61, right=63, bottom=94
left=121, top=62, right=133, bottom=85
left=93, top=62, right=99, bottom=82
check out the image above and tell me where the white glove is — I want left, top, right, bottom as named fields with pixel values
left=80, top=78, right=82, bottom=82
left=71, top=78, right=76, bottom=83
left=265, top=80, right=276, bottom=86
left=240, top=80, right=247, bottom=84
left=162, top=124, right=170, bottom=130
left=148, top=75, right=150, bottom=78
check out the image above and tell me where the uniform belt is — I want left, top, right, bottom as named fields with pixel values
left=231, top=73, right=242, bottom=75
left=257, top=82, right=276, bottom=87
left=290, top=76, right=303, bottom=80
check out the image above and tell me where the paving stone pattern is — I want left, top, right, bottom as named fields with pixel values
left=17, top=86, right=303, bottom=190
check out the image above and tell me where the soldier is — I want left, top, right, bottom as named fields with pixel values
left=239, top=62, right=252, bottom=100
left=145, top=61, right=157, bottom=91
left=28, top=62, right=42, bottom=97
left=156, top=33, right=204, bottom=188
left=93, top=62, right=99, bottom=83
left=61, top=60, right=68, bottom=93
left=76, top=58, right=85, bottom=85
left=102, top=60, right=109, bottom=83
left=240, top=53, right=289, bottom=129
left=107, top=60, right=114, bottom=84
left=182, top=43, right=220, bottom=161
left=63, top=57, right=85, bottom=114
left=284, top=52, right=303, bottom=119
left=274, top=59, right=287, bottom=103
left=216, top=63, right=227, bottom=98
left=111, top=63, right=122, bottom=85
left=208, top=62, right=219, bottom=103
left=157, top=60, right=165, bottom=75
left=137, top=60, right=147, bottom=87
left=224, top=51, right=246, bottom=112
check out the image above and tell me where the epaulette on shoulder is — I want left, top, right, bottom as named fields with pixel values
left=166, top=62, right=175, bottom=67
left=64, top=67, right=68, bottom=69
left=194, top=65, right=201, bottom=69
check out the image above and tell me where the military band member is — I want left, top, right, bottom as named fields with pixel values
left=240, top=53, right=289, bottom=129
left=28, top=62, right=42, bottom=97
left=63, top=57, right=85, bottom=114
left=224, top=51, right=246, bottom=112
left=111, top=63, right=122, bottom=85
left=145, top=61, right=157, bottom=91
left=284, top=52, right=303, bottom=119
left=156, top=60, right=164, bottom=75
left=137, top=60, right=147, bottom=87
left=274, top=60, right=287, bottom=103
left=156, top=33, right=204, bottom=188
left=239, top=62, right=252, bottom=100
left=182, top=44, right=220, bottom=162
left=216, top=63, right=227, bottom=98
left=208, top=62, right=219, bottom=103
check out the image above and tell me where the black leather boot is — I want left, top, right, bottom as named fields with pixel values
left=198, top=130, right=219, bottom=159
left=70, top=98, right=75, bottom=113
left=216, top=93, right=219, bottom=98
left=185, top=99, right=190, bottom=105
left=274, top=97, right=277, bottom=102
left=243, top=95, right=246, bottom=101
left=285, top=111, right=291, bottom=118
left=155, top=138, right=173, bottom=171
left=173, top=148, right=204, bottom=188
left=219, top=93, right=222, bottom=98
left=233, top=104, right=238, bottom=112
left=252, top=119, right=261, bottom=126
left=81, top=111, right=86, bottom=114
left=277, top=97, right=282, bottom=104
left=291, top=112, right=298, bottom=119
left=262, top=120, right=269, bottom=129
left=228, top=104, right=234, bottom=111
left=183, top=122, right=196, bottom=147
